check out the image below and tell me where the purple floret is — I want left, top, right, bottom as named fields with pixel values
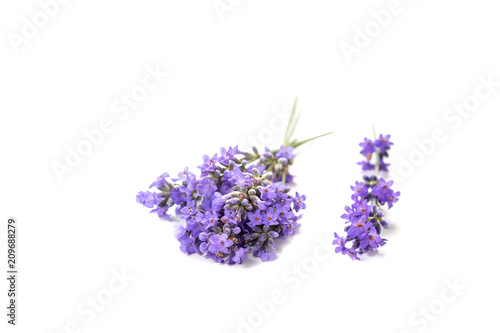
left=230, top=247, right=248, bottom=264
left=350, top=181, right=369, bottom=201
left=374, top=134, right=393, bottom=154
left=293, top=192, right=306, bottom=212
left=209, top=234, right=233, bottom=254
left=359, top=138, right=376, bottom=156
left=136, top=191, right=160, bottom=208
left=197, top=178, right=217, bottom=197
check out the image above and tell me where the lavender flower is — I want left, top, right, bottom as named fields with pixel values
left=136, top=99, right=332, bottom=264
left=350, top=181, right=369, bottom=201
left=359, top=227, right=382, bottom=249
left=332, top=233, right=347, bottom=254
left=359, top=138, right=376, bottom=156
left=136, top=146, right=306, bottom=264
left=230, top=247, right=248, bottom=264
left=136, top=191, right=160, bottom=208
left=333, top=131, right=400, bottom=260
left=375, top=134, right=393, bottom=154
left=208, top=234, right=233, bottom=254
left=347, top=215, right=372, bottom=238
left=175, top=226, right=200, bottom=255
left=372, top=178, right=400, bottom=208
left=293, top=192, right=306, bottom=212
left=197, top=178, right=217, bottom=197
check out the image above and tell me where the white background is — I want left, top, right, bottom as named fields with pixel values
left=1, top=1, right=499, bottom=333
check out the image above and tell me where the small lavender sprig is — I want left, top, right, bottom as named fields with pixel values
left=333, top=130, right=400, bottom=260
left=137, top=100, right=331, bottom=264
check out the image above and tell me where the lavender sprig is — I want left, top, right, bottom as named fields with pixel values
left=137, top=100, right=331, bottom=264
left=333, top=130, right=400, bottom=260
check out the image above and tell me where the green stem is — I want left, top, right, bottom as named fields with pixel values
left=372, top=125, right=380, bottom=206
left=372, top=125, right=380, bottom=177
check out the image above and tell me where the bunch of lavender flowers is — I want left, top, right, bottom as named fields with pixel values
left=333, top=131, right=400, bottom=260
left=137, top=99, right=331, bottom=264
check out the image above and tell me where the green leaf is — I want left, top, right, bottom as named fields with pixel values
left=290, top=132, right=334, bottom=148
left=283, top=97, right=299, bottom=146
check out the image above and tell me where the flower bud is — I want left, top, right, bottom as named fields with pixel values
left=278, top=157, right=288, bottom=165
left=249, top=195, right=260, bottom=203
left=228, top=198, right=239, bottom=205
left=268, top=231, right=279, bottom=238
left=262, top=173, right=273, bottom=180
left=246, top=233, right=259, bottom=241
